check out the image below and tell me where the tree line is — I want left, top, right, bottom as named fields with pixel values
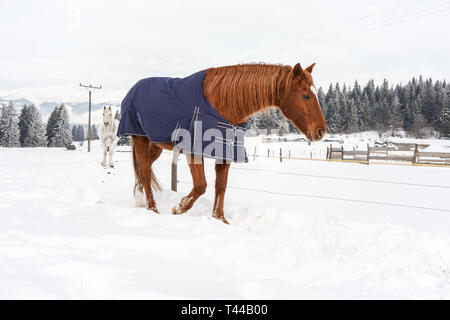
left=248, top=76, right=450, bottom=138
left=2, top=75, right=450, bottom=148
left=0, top=102, right=99, bottom=148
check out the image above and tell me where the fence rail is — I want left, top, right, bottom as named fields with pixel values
left=327, top=143, right=450, bottom=165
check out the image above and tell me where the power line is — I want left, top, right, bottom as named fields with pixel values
left=291, top=2, right=450, bottom=49
left=160, top=0, right=450, bottom=72
left=178, top=180, right=450, bottom=213
left=192, top=158, right=450, bottom=189
left=227, top=167, right=450, bottom=189
left=227, top=0, right=431, bottom=58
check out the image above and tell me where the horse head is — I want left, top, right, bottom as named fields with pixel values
left=103, top=106, right=113, bottom=126
left=280, top=63, right=326, bottom=141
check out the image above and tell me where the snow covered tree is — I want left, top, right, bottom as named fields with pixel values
left=71, top=126, right=77, bottom=141
left=71, top=125, right=85, bottom=141
left=438, top=90, right=450, bottom=136
left=325, top=91, right=341, bottom=133
left=345, top=98, right=358, bottom=133
left=18, top=104, right=46, bottom=147
left=317, top=87, right=327, bottom=115
left=387, top=95, right=402, bottom=136
left=357, top=94, right=370, bottom=131
left=78, top=125, right=85, bottom=141
left=47, top=104, right=72, bottom=147
left=90, top=124, right=99, bottom=140
left=0, top=102, right=20, bottom=147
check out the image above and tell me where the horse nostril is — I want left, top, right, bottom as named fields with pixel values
left=317, top=128, right=324, bottom=138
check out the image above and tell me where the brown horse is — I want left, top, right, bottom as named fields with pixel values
left=130, top=63, right=326, bottom=224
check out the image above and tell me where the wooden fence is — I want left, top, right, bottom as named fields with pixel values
left=327, top=143, right=450, bottom=165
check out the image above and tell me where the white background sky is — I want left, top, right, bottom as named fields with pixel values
left=1, top=0, right=450, bottom=102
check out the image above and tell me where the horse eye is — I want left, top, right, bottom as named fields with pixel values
left=302, top=94, right=310, bottom=100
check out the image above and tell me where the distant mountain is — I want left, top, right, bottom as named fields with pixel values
left=0, top=97, right=34, bottom=109
left=39, top=100, right=121, bottom=118
left=0, top=95, right=121, bottom=124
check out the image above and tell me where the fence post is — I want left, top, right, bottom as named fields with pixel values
left=413, top=144, right=419, bottom=164
left=366, top=143, right=370, bottom=164
left=280, top=148, right=282, bottom=162
left=326, top=146, right=329, bottom=160
left=289, top=150, right=291, bottom=159
left=171, top=150, right=180, bottom=192
left=341, top=145, right=344, bottom=160
left=253, top=146, right=257, bottom=161
left=267, top=149, right=270, bottom=158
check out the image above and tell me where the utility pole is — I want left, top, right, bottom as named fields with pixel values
left=79, top=83, right=102, bottom=152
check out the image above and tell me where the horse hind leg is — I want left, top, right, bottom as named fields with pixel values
left=131, top=136, right=162, bottom=212
left=172, top=154, right=206, bottom=215
left=213, top=162, right=231, bottom=224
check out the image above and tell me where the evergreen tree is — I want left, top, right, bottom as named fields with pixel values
left=325, top=94, right=341, bottom=133
left=77, top=125, right=85, bottom=141
left=388, top=95, right=402, bottom=135
left=90, top=124, right=99, bottom=140
left=317, top=87, right=327, bottom=115
left=72, top=125, right=78, bottom=141
left=439, top=90, right=450, bottom=136
left=422, top=78, right=437, bottom=125
left=18, top=104, right=46, bottom=147
left=47, top=104, right=72, bottom=147
left=358, top=94, right=370, bottom=131
left=345, top=99, right=358, bottom=133
left=72, top=124, right=85, bottom=141
left=0, top=102, right=20, bottom=147
left=46, top=106, right=59, bottom=146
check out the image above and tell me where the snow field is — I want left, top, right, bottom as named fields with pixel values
left=1, top=140, right=450, bottom=299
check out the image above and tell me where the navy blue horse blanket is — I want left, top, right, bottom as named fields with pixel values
left=117, top=70, right=248, bottom=162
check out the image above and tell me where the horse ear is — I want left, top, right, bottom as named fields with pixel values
left=293, top=63, right=304, bottom=79
left=305, top=63, right=316, bottom=73
left=103, top=106, right=106, bottom=110
left=108, top=106, right=111, bottom=110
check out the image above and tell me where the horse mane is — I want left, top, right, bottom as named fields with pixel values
left=204, top=63, right=293, bottom=122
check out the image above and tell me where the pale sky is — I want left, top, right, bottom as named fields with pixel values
left=1, top=0, right=450, bottom=103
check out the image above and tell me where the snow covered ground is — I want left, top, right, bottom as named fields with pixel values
left=1, top=139, right=450, bottom=299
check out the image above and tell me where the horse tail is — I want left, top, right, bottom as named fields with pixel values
left=131, top=137, right=161, bottom=194
left=131, top=137, right=143, bottom=196
left=150, top=165, right=162, bottom=192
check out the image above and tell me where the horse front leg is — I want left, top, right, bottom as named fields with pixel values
left=101, top=143, right=108, bottom=167
left=172, top=155, right=206, bottom=215
left=108, top=136, right=119, bottom=167
left=213, top=161, right=231, bottom=224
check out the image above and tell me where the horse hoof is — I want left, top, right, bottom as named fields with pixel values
left=171, top=204, right=185, bottom=215
left=147, top=206, right=159, bottom=214
left=213, top=214, right=229, bottom=224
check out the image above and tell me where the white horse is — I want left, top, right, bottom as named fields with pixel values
left=98, top=106, right=119, bottom=167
